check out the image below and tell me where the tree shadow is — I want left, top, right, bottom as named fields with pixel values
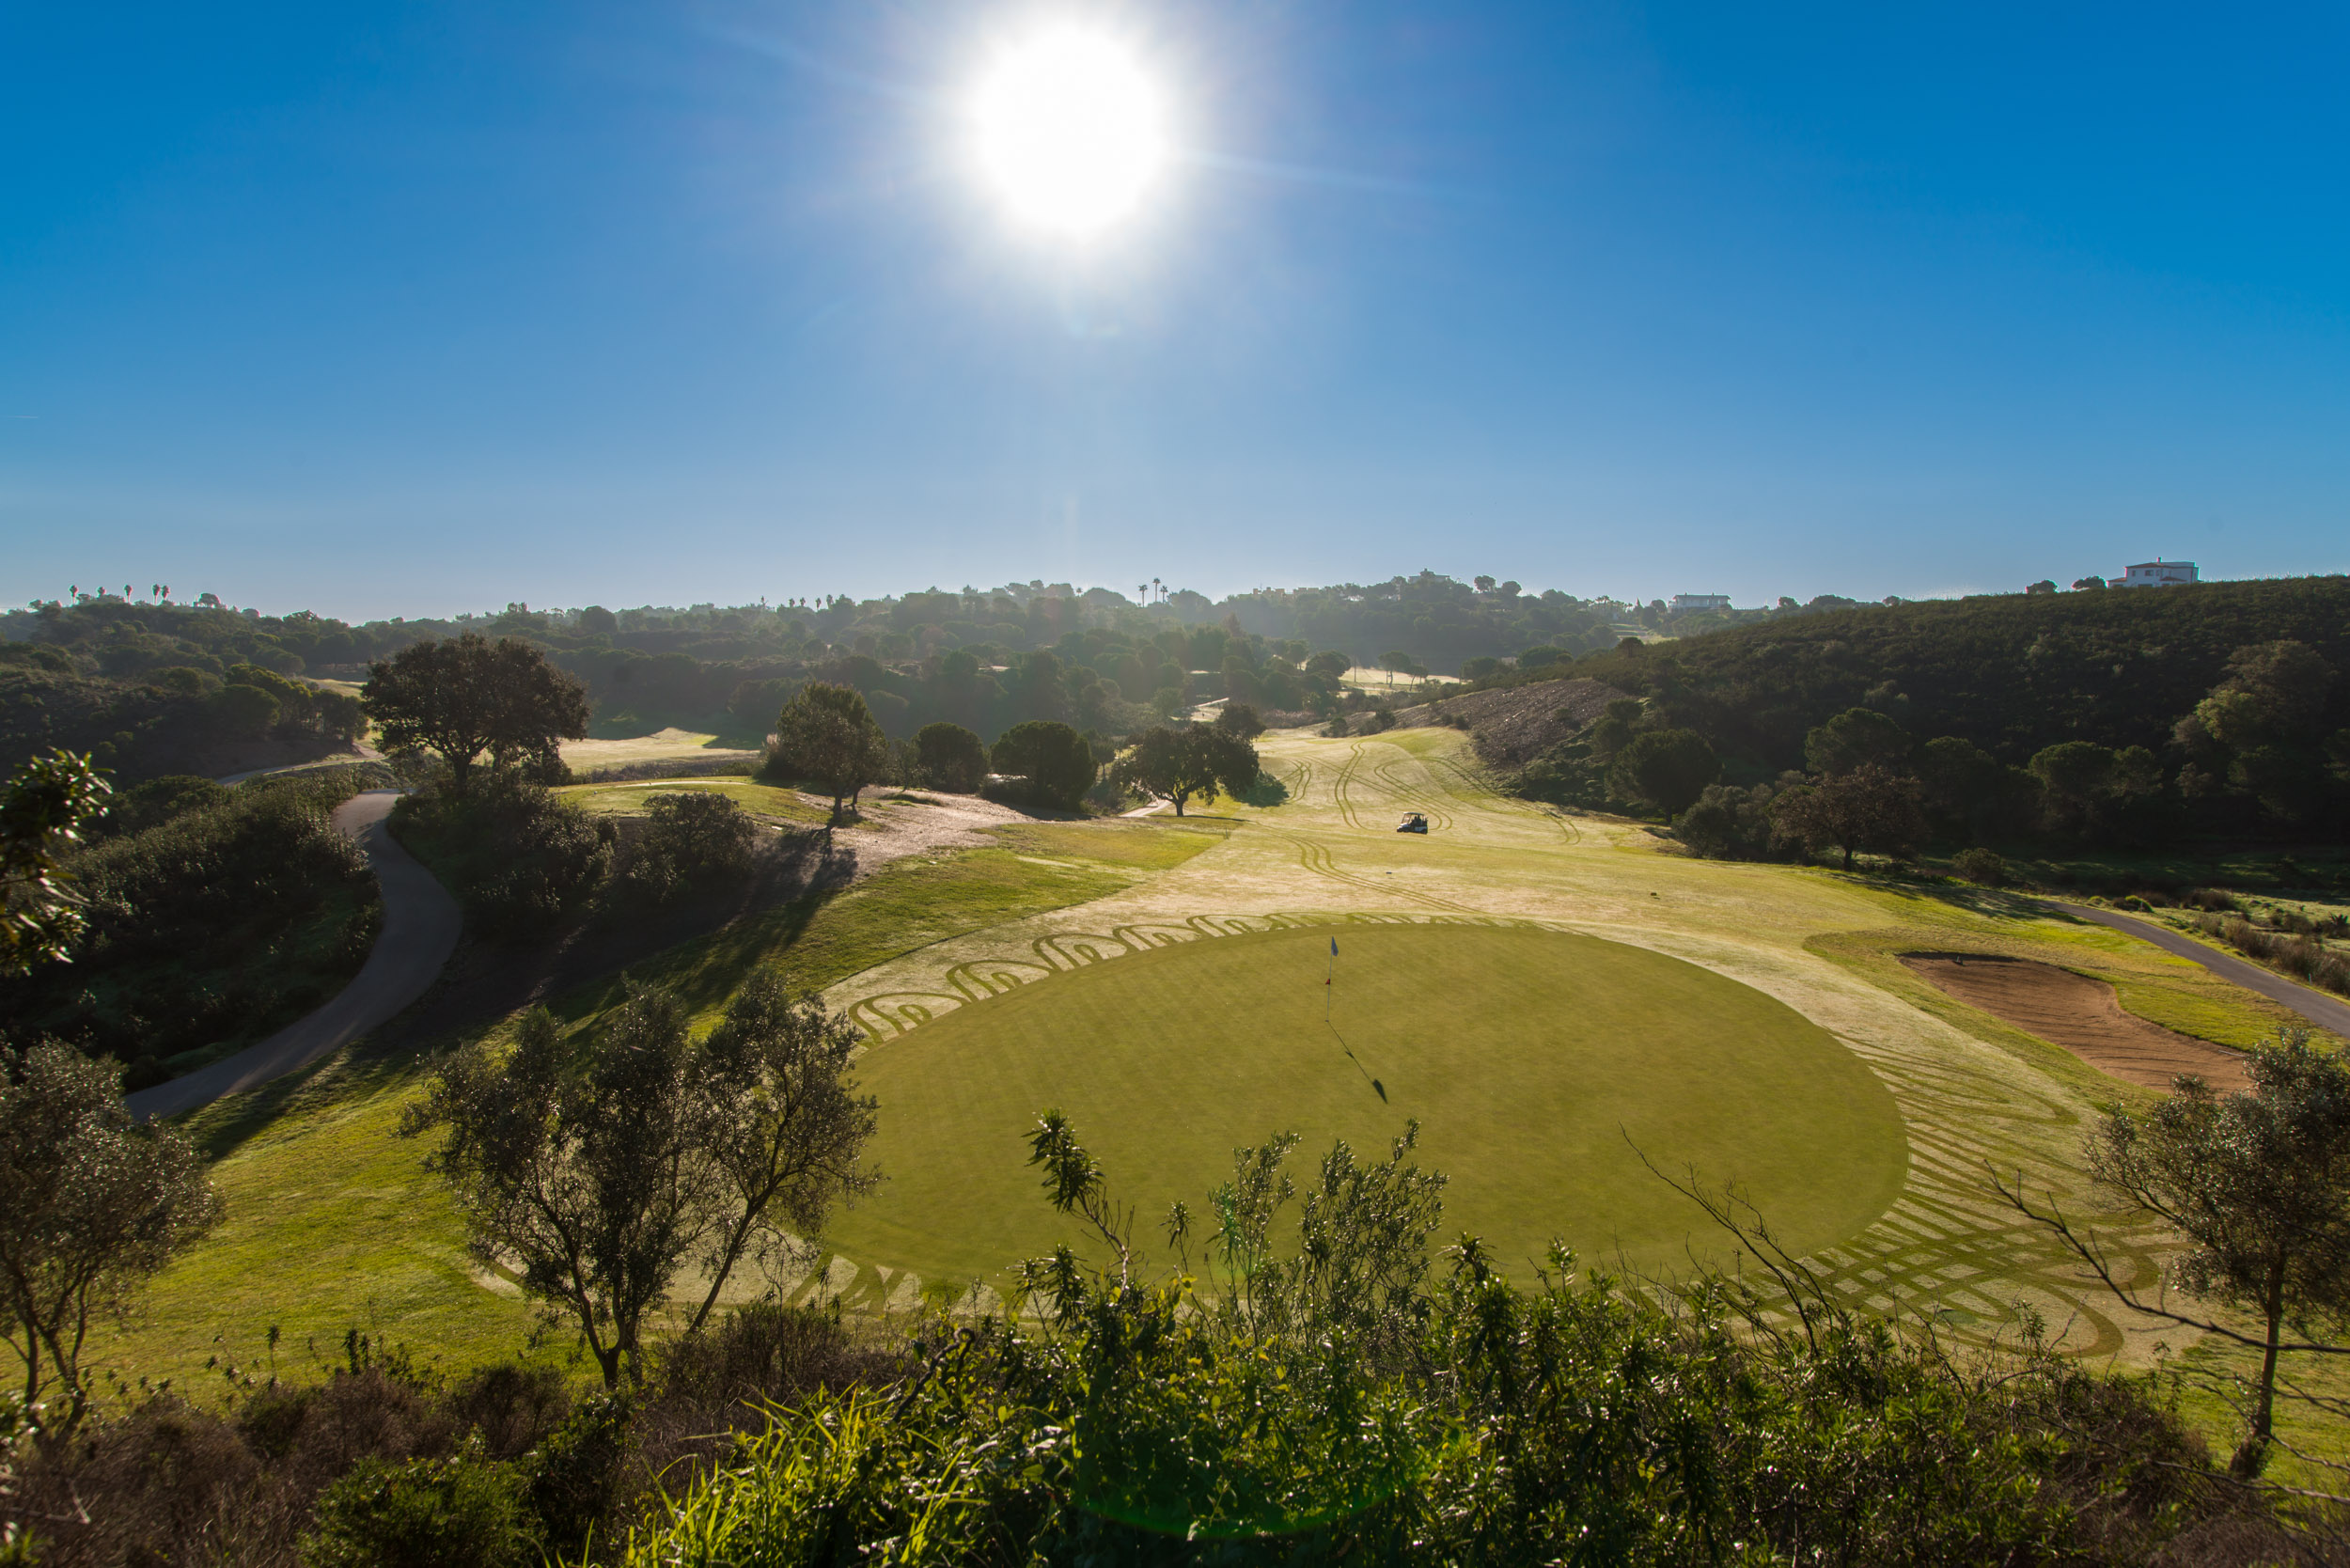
left=1240, top=771, right=1291, bottom=808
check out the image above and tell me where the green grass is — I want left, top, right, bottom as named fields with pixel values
left=100, top=1053, right=547, bottom=1405
left=558, top=777, right=831, bottom=826
left=825, top=922, right=1909, bottom=1287
left=92, top=825, right=1239, bottom=1394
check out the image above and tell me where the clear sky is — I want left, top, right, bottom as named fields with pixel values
left=5, top=2, right=2344, bottom=620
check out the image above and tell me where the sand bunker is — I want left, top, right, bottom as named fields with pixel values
left=1903, top=954, right=2249, bottom=1093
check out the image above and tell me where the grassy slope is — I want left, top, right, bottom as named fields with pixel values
left=827, top=921, right=1907, bottom=1284
left=97, top=818, right=1231, bottom=1398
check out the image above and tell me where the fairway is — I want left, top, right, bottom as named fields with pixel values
left=827, top=922, right=1909, bottom=1285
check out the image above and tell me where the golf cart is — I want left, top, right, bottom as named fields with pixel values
left=1397, top=812, right=1429, bottom=834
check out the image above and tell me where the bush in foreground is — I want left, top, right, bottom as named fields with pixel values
left=610, top=1119, right=2271, bottom=1566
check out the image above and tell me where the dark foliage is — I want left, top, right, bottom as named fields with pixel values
left=363, top=634, right=591, bottom=795
left=1, top=770, right=379, bottom=1080
left=388, top=774, right=614, bottom=940
left=910, top=721, right=987, bottom=792
left=616, top=792, right=758, bottom=906
left=989, top=720, right=1098, bottom=811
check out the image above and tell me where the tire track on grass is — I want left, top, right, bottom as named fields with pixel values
left=1285, top=835, right=1476, bottom=914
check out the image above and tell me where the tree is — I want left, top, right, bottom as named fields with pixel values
left=1304, top=651, right=1351, bottom=682
left=1916, top=735, right=2005, bottom=835
left=1610, top=728, right=1720, bottom=817
left=1120, top=726, right=1259, bottom=817
left=1, top=749, right=111, bottom=976
left=912, top=722, right=987, bottom=792
left=1803, top=707, right=1912, bottom=777
left=211, top=682, right=280, bottom=740
left=404, top=995, right=711, bottom=1388
left=2001, top=1032, right=2350, bottom=1476
left=770, top=682, right=891, bottom=820
left=0, top=1043, right=223, bottom=1437
left=1770, top=762, right=1926, bottom=870
left=2173, top=641, right=2342, bottom=823
left=991, top=720, right=1098, bottom=811
left=1214, top=703, right=1266, bottom=740
left=403, top=985, right=876, bottom=1388
left=1585, top=698, right=1642, bottom=760
left=683, top=971, right=880, bottom=1337
left=364, top=632, right=592, bottom=794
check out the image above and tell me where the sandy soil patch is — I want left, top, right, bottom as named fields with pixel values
left=841, top=791, right=1040, bottom=865
left=1903, top=954, right=2250, bottom=1092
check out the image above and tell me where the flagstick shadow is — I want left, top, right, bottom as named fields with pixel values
left=1325, top=1023, right=1387, bottom=1103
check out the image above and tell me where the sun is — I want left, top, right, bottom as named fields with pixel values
left=970, top=28, right=1170, bottom=242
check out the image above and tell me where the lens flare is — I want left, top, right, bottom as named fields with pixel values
left=972, top=29, right=1169, bottom=241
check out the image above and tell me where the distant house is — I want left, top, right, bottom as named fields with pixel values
left=2119, top=559, right=2198, bottom=588
left=1669, top=593, right=1732, bottom=612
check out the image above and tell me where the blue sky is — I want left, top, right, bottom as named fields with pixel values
left=4, top=1, right=2344, bottom=620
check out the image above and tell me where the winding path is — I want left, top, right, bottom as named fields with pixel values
left=2048, top=900, right=2350, bottom=1041
left=129, top=792, right=462, bottom=1121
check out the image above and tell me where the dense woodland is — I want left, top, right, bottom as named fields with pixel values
left=1460, top=575, right=2350, bottom=855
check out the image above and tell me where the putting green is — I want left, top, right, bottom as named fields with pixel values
left=827, top=923, right=1908, bottom=1285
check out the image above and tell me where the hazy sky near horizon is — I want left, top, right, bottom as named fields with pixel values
left=4, top=2, right=2345, bottom=621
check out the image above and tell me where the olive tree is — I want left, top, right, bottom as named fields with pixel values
left=1119, top=726, right=1258, bottom=817
left=1999, top=1030, right=2350, bottom=1475
left=401, top=982, right=877, bottom=1388
left=683, top=971, right=879, bottom=1336
left=0, top=1043, right=222, bottom=1437
left=363, top=633, right=592, bottom=794
left=1, top=749, right=111, bottom=976
left=1769, top=763, right=1926, bottom=870
left=769, top=682, right=890, bottom=821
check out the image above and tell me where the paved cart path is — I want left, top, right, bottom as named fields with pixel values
left=2048, top=901, right=2350, bottom=1041
left=129, top=791, right=462, bottom=1121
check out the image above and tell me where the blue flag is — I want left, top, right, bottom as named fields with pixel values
left=1330, top=936, right=1339, bottom=955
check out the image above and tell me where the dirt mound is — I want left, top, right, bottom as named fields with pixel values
left=1386, top=679, right=1629, bottom=768
left=1903, top=954, right=2249, bottom=1092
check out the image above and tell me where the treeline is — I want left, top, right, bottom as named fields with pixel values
left=0, top=601, right=368, bottom=778
left=1482, top=576, right=2350, bottom=849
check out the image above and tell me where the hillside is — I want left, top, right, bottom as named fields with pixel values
left=1385, top=678, right=1629, bottom=767
left=1542, top=575, right=2350, bottom=771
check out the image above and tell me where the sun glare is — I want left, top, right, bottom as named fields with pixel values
left=971, top=28, right=1169, bottom=243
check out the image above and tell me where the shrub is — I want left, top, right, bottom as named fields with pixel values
left=1675, top=781, right=1781, bottom=859
left=911, top=722, right=987, bottom=792
left=304, top=1437, right=540, bottom=1568
left=1953, top=847, right=2009, bottom=886
left=527, top=1392, right=636, bottom=1553
left=619, top=792, right=757, bottom=905
left=391, top=773, right=614, bottom=938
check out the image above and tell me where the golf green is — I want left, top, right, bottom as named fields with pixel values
left=826, top=923, right=1908, bottom=1285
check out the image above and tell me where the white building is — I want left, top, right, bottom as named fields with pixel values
left=2119, top=560, right=2198, bottom=588
left=1669, top=593, right=1732, bottom=611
